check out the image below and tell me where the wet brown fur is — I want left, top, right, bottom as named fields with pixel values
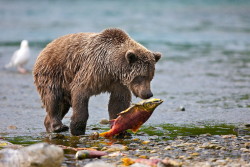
left=33, top=28, right=161, bottom=135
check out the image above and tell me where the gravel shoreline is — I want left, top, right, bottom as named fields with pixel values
left=64, top=133, right=250, bottom=167
left=1, top=131, right=250, bottom=166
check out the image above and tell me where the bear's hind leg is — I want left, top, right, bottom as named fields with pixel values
left=44, top=95, right=69, bottom=133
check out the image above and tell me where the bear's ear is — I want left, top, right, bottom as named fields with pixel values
left=125, top=50, right=138, bottom=64
left=153, top=52, right=162, bottom=62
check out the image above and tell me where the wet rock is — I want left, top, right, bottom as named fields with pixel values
left=0, top=140, right=22, bottom=149
left=84, top=161, right=115, bottom=167
left=89, top=132, right=99, bottom=140
left=244, top=142, right=250, bottom=148
left=190, top=152, right=200, bottom=156
left=0, top=143, right=64, bottom=167
left=104, top=144, right=128, bottom=152
left=240, top=148, right=250, bottom=152
left=142, top=140, right=150, bottom=145
left=178, top=106, right=185, bottom=111
left=244, top=124, right=250, bottom=128
left=150, top=149, right=157, bottom=153
left=200, top=143, right=222, bottom=149
left=161, top=158, right=182, bottom=167
left=164, top=146, right=173, bottom=150
left=215, top=159, right=227, bottom=165
left=221, top=135, right=236, bottom=139
left=130, top=163, right=149, bottom=167
left=138, top=155, right=148, bottom=159
left=100, top=119, right=110, bottom=125
left=149, top=135, right=159, bottom=140
left=48, top=133, right=65, bottom=140
left=76, top=150, right=107, bottom=160
left=7, top=125, right=17, bottom=130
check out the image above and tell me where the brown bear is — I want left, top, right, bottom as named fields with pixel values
left=33, top=28, right=161, bottom=136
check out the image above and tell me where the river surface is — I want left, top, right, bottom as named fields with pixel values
left=0, top=0, right=250, bottom=137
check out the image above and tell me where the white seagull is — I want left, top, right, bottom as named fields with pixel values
left=5, top=40, right=30, bottom=74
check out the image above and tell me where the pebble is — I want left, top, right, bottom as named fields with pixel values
left=75, top=150, right=107, bottom=160
left=244, top=142, right=250, bottom=148
left=190, top=152, right=200, bottom=156
left=130, top=163, right=149, bottom=167
left=99, top=119, right=110, bottom=125
left=7, top=125, right=17, bottom=130
left=142, top=140, right=150, bottom=145
left=48, top=133, right=65, bottom=140
left=178, top=106, right=185, bottom=111
left=138, top=155, right=148, bottom=159
left=149, top=135, right=159, bottom=140
left=150, top=149, right=157, bottom=153
left=89, top=132, right=99, bottom=140
left=240, top=148, right=250, bottom=152
left=84, top=161, right=115, bottom=167
left=104, top=144, right=128, bottom=152
left=164, top=146, right=173, bottom=150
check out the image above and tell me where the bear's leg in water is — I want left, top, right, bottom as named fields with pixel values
left=108, top=84, right=131, bottom=120
left=70, top=90, right=89, bottom=136
left=44, top=94, right=69, bottom=133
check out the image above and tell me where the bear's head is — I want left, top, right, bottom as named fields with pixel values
left=99, top=28, right=162, bottom=99
left=124, top=49, right=161, bottom=99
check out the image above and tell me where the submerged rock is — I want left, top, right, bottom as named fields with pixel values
left=100, top=118, right=110, bottom=125
left=0, top=143, right=64, bottom=167
left=89, top=132, right=99, bottom=140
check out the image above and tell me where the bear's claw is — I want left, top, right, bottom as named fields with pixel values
left=53, top=124, right=69, bottom=133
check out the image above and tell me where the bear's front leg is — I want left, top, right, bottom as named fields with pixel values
left=70, top=90, right=89, bottom=136
left=44, top=94, right=69, bottom=133
left=108, top=85, right=131, bottom=119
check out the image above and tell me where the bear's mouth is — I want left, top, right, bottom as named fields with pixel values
left=131, top=89, right=153, bottom=100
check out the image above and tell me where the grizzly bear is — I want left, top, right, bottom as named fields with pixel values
left=33, top=28, right=161, bottom=136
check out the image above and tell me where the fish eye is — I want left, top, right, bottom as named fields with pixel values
left=145, top=102, right=152, bottom=107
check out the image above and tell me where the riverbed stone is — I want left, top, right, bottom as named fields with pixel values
left=0, top=143, right=64, bottom=167
left=100, top=119, right=110, bottom=125
left=84, top=161, right=115, bottom=167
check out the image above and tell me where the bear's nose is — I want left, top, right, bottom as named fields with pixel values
left=142, top=92, right=153, bottom=99
left=146, top=92, right=153, bottom=99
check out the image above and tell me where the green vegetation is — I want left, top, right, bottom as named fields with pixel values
left=139, top=123, right=237, bottom=139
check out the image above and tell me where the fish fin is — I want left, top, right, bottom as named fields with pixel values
left=131, top=124, right=142, bottom=133
left=118, top=105, right=135, bottom=116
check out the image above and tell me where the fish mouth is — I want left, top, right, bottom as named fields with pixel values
left=154, top=100, right=163, bottom=105
left=151, top=99, right=164, bottom=104
left=141, top=98, right=164, bottom=105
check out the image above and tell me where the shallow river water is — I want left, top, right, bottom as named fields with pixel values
left=0, top=0, right=250, bottom=139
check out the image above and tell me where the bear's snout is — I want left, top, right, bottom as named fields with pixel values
left=140, top=91, right=153, bottom=99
